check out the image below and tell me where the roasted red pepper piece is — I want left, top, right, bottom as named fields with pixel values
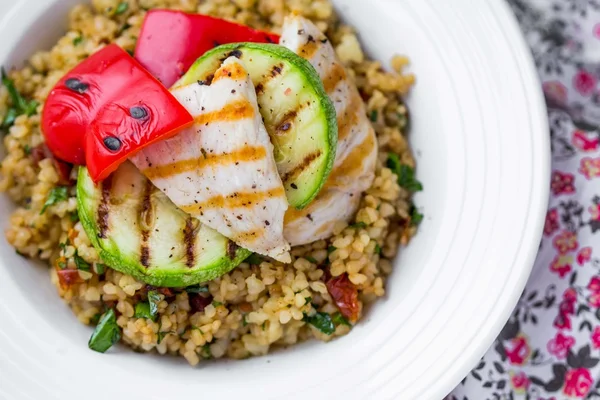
left=326, top=273, right=360, bottom=322
left=42, top=44, right=193, bottom=181
left=135, top=10, right=280, bottom=87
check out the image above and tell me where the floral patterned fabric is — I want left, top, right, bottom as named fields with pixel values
left=448, top=0, right=600, bottom=399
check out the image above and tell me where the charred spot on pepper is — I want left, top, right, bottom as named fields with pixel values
left=130, top=106, right=148, bottom=120
left=64, top=78, right=89, bottom=94
left=103, top=136, right=122, bottom=152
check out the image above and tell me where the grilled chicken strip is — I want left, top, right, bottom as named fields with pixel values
left=281, top=15, right=378, bottom=245
left=131, top=57, right=291, bottom=262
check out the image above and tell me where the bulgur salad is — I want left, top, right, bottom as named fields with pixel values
left=0, top=0, right=419, bottom=364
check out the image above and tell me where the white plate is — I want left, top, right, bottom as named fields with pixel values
left=0, top=0, right=549, bottom=399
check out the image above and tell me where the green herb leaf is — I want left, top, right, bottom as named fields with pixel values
left=70, top=212, right=79, bottom=222
left=90, top=313, right=101, bottom=325
left=147, top=290, right=161, bottom=317
left=201, top=344, right=212, bottom=359
left=410, top=205, right=424, bottom=226
left=88, top=309, right=121, bottom=353
left=1, top=68, right=38, bottom=119
left=185, top=285, right=209, bottom=294
left=374, top=243, right=382, bottom=255
left=304, top=256, right=317, bottom=264
left=157, top=331, right=167, bottom=344
left=72, top=36, right=83, bottom=46
left=40, top=186, right=68, bottom=214
left=304, top=296, right=312, bottom=305
left=242, top=315, right=248, bottom=327
left=2, top=108, right=17, bottom=130
left=261, top=321, right=266, bottom=330
left=327, top=246, right=336, bottom=254
left=94, top=263, right=106, bottom=275
left=305, top=312, right=335, bottom=335
left=349, top=222, right=367, bottom=229
left=57, top=259, right=67, bottom=269
left=114, top=2, right=129, bottom=15
left=370, top=110, right=378, bottom=122
left=134, top=302, right=156, bottom=321
left=245, top=253, right=262, bottom=265
left=212, top=300, right=223, bottom=308
left=23, top=144, right=31, bottom=155
left=386, top=154, right=422, bottom=192
left=332, top=312, right=351, bottom=327
left=74, top=252, right=91, bottom=271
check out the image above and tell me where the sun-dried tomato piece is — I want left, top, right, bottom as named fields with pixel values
left=189, top=293, right=213, bottom=313
left=326, top=273, right=360, bottom=322
left=56, top=268, right=83, bottom=290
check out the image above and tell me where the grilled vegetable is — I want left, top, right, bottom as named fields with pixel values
left=135, top=10, right=279, bottom=87
left=280, top=16, right=378, bottom=245
left=131, top=57, right=291, bottom=262
left=175, top=43, right=337, bottom=210
left=76, top=162, right=250, bottom=287
left=42, top=44, right=193, bottom=179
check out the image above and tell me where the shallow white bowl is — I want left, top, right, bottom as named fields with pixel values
left=0, top=0, right=549, bottom=399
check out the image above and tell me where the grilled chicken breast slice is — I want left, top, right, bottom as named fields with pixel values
left=280, top=15, right=378, bottom=245
left=131, top=57, right=291, bottom=262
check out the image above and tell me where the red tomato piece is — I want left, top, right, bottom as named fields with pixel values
left=326, top=273, right=360, bottom=322
left=56, top=268, right=83, bottom=290
left=135, top=10, right=280, bottom=87
left=42, top=44, right=193, bottom=181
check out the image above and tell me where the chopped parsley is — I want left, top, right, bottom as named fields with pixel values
left=72, top=36, right=83, bottom=46
left=114, top=2, right=129, bottom=15
left=185, top=285, right=209, bottom=294
left=304, top=256, right=318, bottom=264
left=245, top=253, right=262, bottom=265
left=212, top=300, right=223, bottom=308
left=40, top=186, right=68, bottom=214
left=349, top=222, right=367, bottom=229
left=57, top=258, right=67, bottom=269
left=332, top=312, right=351, bottom=327
left=386, top=153, right=423, bottom=192
left=134, top=302, right=156, bottom=321
left=305, top=312, right=335, bottom=335
left=74, top=252, right=91, bottom=271
left=304, top=296, right=312, bottom=305
left=88, top=309, right=121, bottom=353
left=327, top=246, right=337, bottom=254
left=147, top=290, right=161, bottom=317
left=200, top=344, right=212, bottom=359
left=1, top=68, right=39, bottom=131
left=374, top=243, right=382, bottom=255
left=369, top=110, right=378, bottom=122
left=410, top=205, right=424, bottom=226
left=90, top=313, right=101, bottom=325
left=94, top=263, right=106, bottom=275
